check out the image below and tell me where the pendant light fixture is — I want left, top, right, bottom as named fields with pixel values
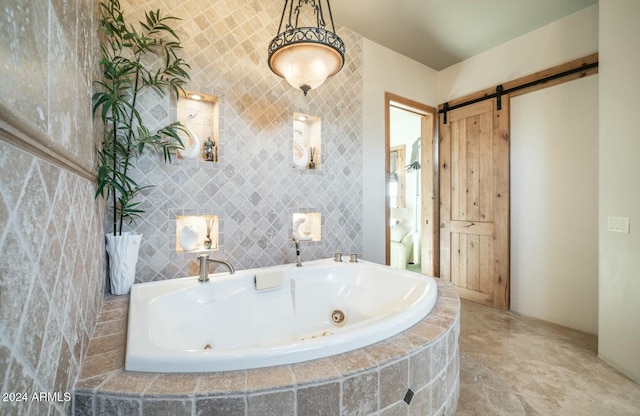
left=268, top=0, right=345, bottom=96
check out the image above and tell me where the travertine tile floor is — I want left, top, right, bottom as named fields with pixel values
left=456, top=300, right=640, bottom=415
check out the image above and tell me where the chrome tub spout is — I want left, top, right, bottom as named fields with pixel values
left=198, top=254, right=235, bottom=282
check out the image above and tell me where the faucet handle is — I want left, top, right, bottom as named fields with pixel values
left=349, top=253, right=360, bottom=263
left=333, top=252, right=343, bottom=262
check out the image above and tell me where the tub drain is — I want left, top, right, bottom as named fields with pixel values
left=330, top=309, right=346, bottom=326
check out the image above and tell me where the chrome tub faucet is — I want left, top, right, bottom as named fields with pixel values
left=198, top=253, right=235, bottom=282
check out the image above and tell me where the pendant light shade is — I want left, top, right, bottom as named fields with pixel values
left=268, top=0, right=345, bottom=96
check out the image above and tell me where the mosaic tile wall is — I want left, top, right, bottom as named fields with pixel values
left=0, top=1, right=104, bottom=415
left=118, top=0, right=364, bottom=282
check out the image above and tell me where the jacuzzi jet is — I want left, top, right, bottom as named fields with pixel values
left=330, top=309, right=346, bottom=326
left=204, top=343, right=212, bottom=350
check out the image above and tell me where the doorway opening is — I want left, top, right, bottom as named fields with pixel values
left=385, top=93, right=438, bottom=276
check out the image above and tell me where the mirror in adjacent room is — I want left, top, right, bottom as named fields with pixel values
left=293, top=113, right=321, bottom=170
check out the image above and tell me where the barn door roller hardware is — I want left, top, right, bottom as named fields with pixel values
left=439, top=60, right=598, bottom=124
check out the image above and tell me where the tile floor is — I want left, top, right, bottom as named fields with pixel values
left=456, top=300, right=640, bottom=415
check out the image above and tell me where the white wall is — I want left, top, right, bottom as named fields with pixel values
left=438, top=5, right=599, bottom=333
left=438, top=5, right=598, bottom=102
left=511, top=76, right=599, bottom=334
left=598, top=0, right=640, bottom=383
left=362, top=39, right=438, bottom=264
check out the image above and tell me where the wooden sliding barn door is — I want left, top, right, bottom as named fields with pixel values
left=439, top=98, right=510, bottom=309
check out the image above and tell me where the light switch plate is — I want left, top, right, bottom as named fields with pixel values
left=607, top=216, right=630, bottom=234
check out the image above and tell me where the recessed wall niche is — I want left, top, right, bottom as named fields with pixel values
left=176, top=91, right=219, bottom=162
left=176, top=215, right=218, bottom=252
left=293, top=112, right=321, bottom=170
left=292, top=212, right=322, bottom=242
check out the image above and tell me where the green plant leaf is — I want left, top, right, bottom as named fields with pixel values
left=94, top=0, right=191, bottom=236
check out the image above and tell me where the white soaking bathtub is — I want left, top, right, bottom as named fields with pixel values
left=125, top=258, right=438, bottom=372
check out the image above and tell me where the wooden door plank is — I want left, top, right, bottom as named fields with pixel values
left=457, top=120, right=467, bottom=221
left=478, top=111, right=493, bottom=222
left=479, top=235, right=492, bottom=294
left=451, top=121, right=461, bottom=222
left=439, top=116, right=451, bottom=281
left=448, top=100, right=493, bottom=122
left=451, top=232, right=460, bottom=286
left=492, top=97, right=510, bottom=309
left=450, top=220, right=495, bottom=236
left=421, top=113, right=436, bottom=276
left=467, top=234, right=480, bottom=291
left=459, top=233, right=468, bottom=289
left=467, top=115, right=481, bottom=221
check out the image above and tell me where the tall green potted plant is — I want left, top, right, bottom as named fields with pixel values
left=93, top=0, right=190, bottom=294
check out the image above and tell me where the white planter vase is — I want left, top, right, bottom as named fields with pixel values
left=105, top=232, right=142, bottom=295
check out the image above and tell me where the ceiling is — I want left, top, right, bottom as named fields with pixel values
left=330, top=0, right=598, bottom=70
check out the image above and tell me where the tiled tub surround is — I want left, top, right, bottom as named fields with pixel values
left=0, top=141, right=105, bottom=416
left=73, top=279, right=460, bottom=416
